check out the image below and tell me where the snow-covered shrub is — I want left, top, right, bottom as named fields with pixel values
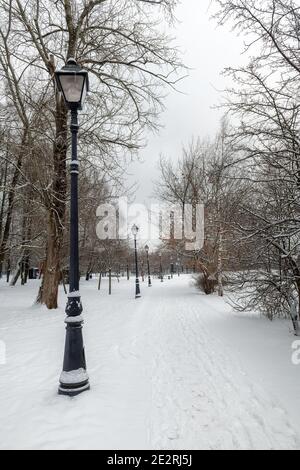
left=194, top=273, right=217, bottom=295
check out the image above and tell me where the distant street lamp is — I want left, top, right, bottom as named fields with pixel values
left=141, top=260, right=145, bottom=282
left=159, top=253, right=164, bottom=283
left=170, top=256, right=174, bottom=279
left=55, top=58, right=90, bottom=397
left=131, top=224, right=141, bottom=298
left=145, top=245, right=152, bottom=287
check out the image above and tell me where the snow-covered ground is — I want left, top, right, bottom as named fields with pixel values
left=1, top=274, right=300, bottom=450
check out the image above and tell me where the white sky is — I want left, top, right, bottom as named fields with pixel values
left=127, top=0, right=246, bottom=204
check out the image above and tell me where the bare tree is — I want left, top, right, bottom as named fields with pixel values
left=214, top=0, right=300, bottom=332
left=0, top=0, right=183, bottom=308
left=156, top=125, right=243, bottom=295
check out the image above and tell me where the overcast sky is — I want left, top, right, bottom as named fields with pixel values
left=127, top=0, right=246, bottom=204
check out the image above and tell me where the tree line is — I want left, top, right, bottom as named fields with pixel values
left=0, top=0, right=182, bottom=308
left=157, top=0, right=300, bottom=334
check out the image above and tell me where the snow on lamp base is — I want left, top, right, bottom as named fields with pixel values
left=58, top=296, right=90, bottom=397
left=59, top=368, right=90, bottom=397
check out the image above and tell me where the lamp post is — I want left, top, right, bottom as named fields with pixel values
left=159, top=253, right=164, bottom=282
left=55, top=58, right=90, bottom=397
left=131, top=224, right=141, bottom=298
left=145, top=245, right=152, bottom=287
left=141, top=261, right=145, bottom=282
left=170, top=256, right=174, bottom=279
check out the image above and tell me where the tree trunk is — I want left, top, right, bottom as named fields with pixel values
left=36, top=96, right=68, bottom=309
left=37, top=211, right=64, bottom=309
left=10, top=267, right=21, bottom=287
left=20, top=209, right=31, bottom=286
left=0, top=134, right=26, bottom=268
left=10, top=253, right=24, bottom=286
left=6, top=257, right=10, bottom=283
left=217, top=229, right=224, bottom=297
left=109, top=268, right=112, bottom=295
left=0, top=157, right=8, bottom=255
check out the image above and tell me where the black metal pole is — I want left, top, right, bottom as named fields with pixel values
left=147, top=252, right=152, bottom=287
left=59, top=108, right=90, bottom=397
left=134, top=237, right=141, bottom=298
left=141, top=261, right=145, bottom=282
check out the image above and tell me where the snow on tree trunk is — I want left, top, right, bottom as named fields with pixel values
left=289, top=292, right=300, bottom=336
left=37, top=211, right=64, bottom=309
left=217, top=230, right=224, bottom=297
left=36, top=96, right=68, bottom=310
left=10, top=255, right=23, bottom=287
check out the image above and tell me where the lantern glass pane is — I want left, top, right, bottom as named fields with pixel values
left=59, top=74, right=85, bottom=103
left=81, top=78, right=87, bottom=105
left=131, top=225, right=139, bottom=236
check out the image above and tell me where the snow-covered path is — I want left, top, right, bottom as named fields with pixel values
left=1, top=275, right=300, bottom=450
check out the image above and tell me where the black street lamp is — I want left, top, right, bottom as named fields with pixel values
left=55, top=58, right=90, bottom=397
left=159, top=253, right=164, bottom=282
left=141, top=261, right=145, bottom=282
left=145, top=245, right=152, bottom=287
left=131, top=224, right=141, bottom=298
left=170, top=256, right=174, bottom=279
